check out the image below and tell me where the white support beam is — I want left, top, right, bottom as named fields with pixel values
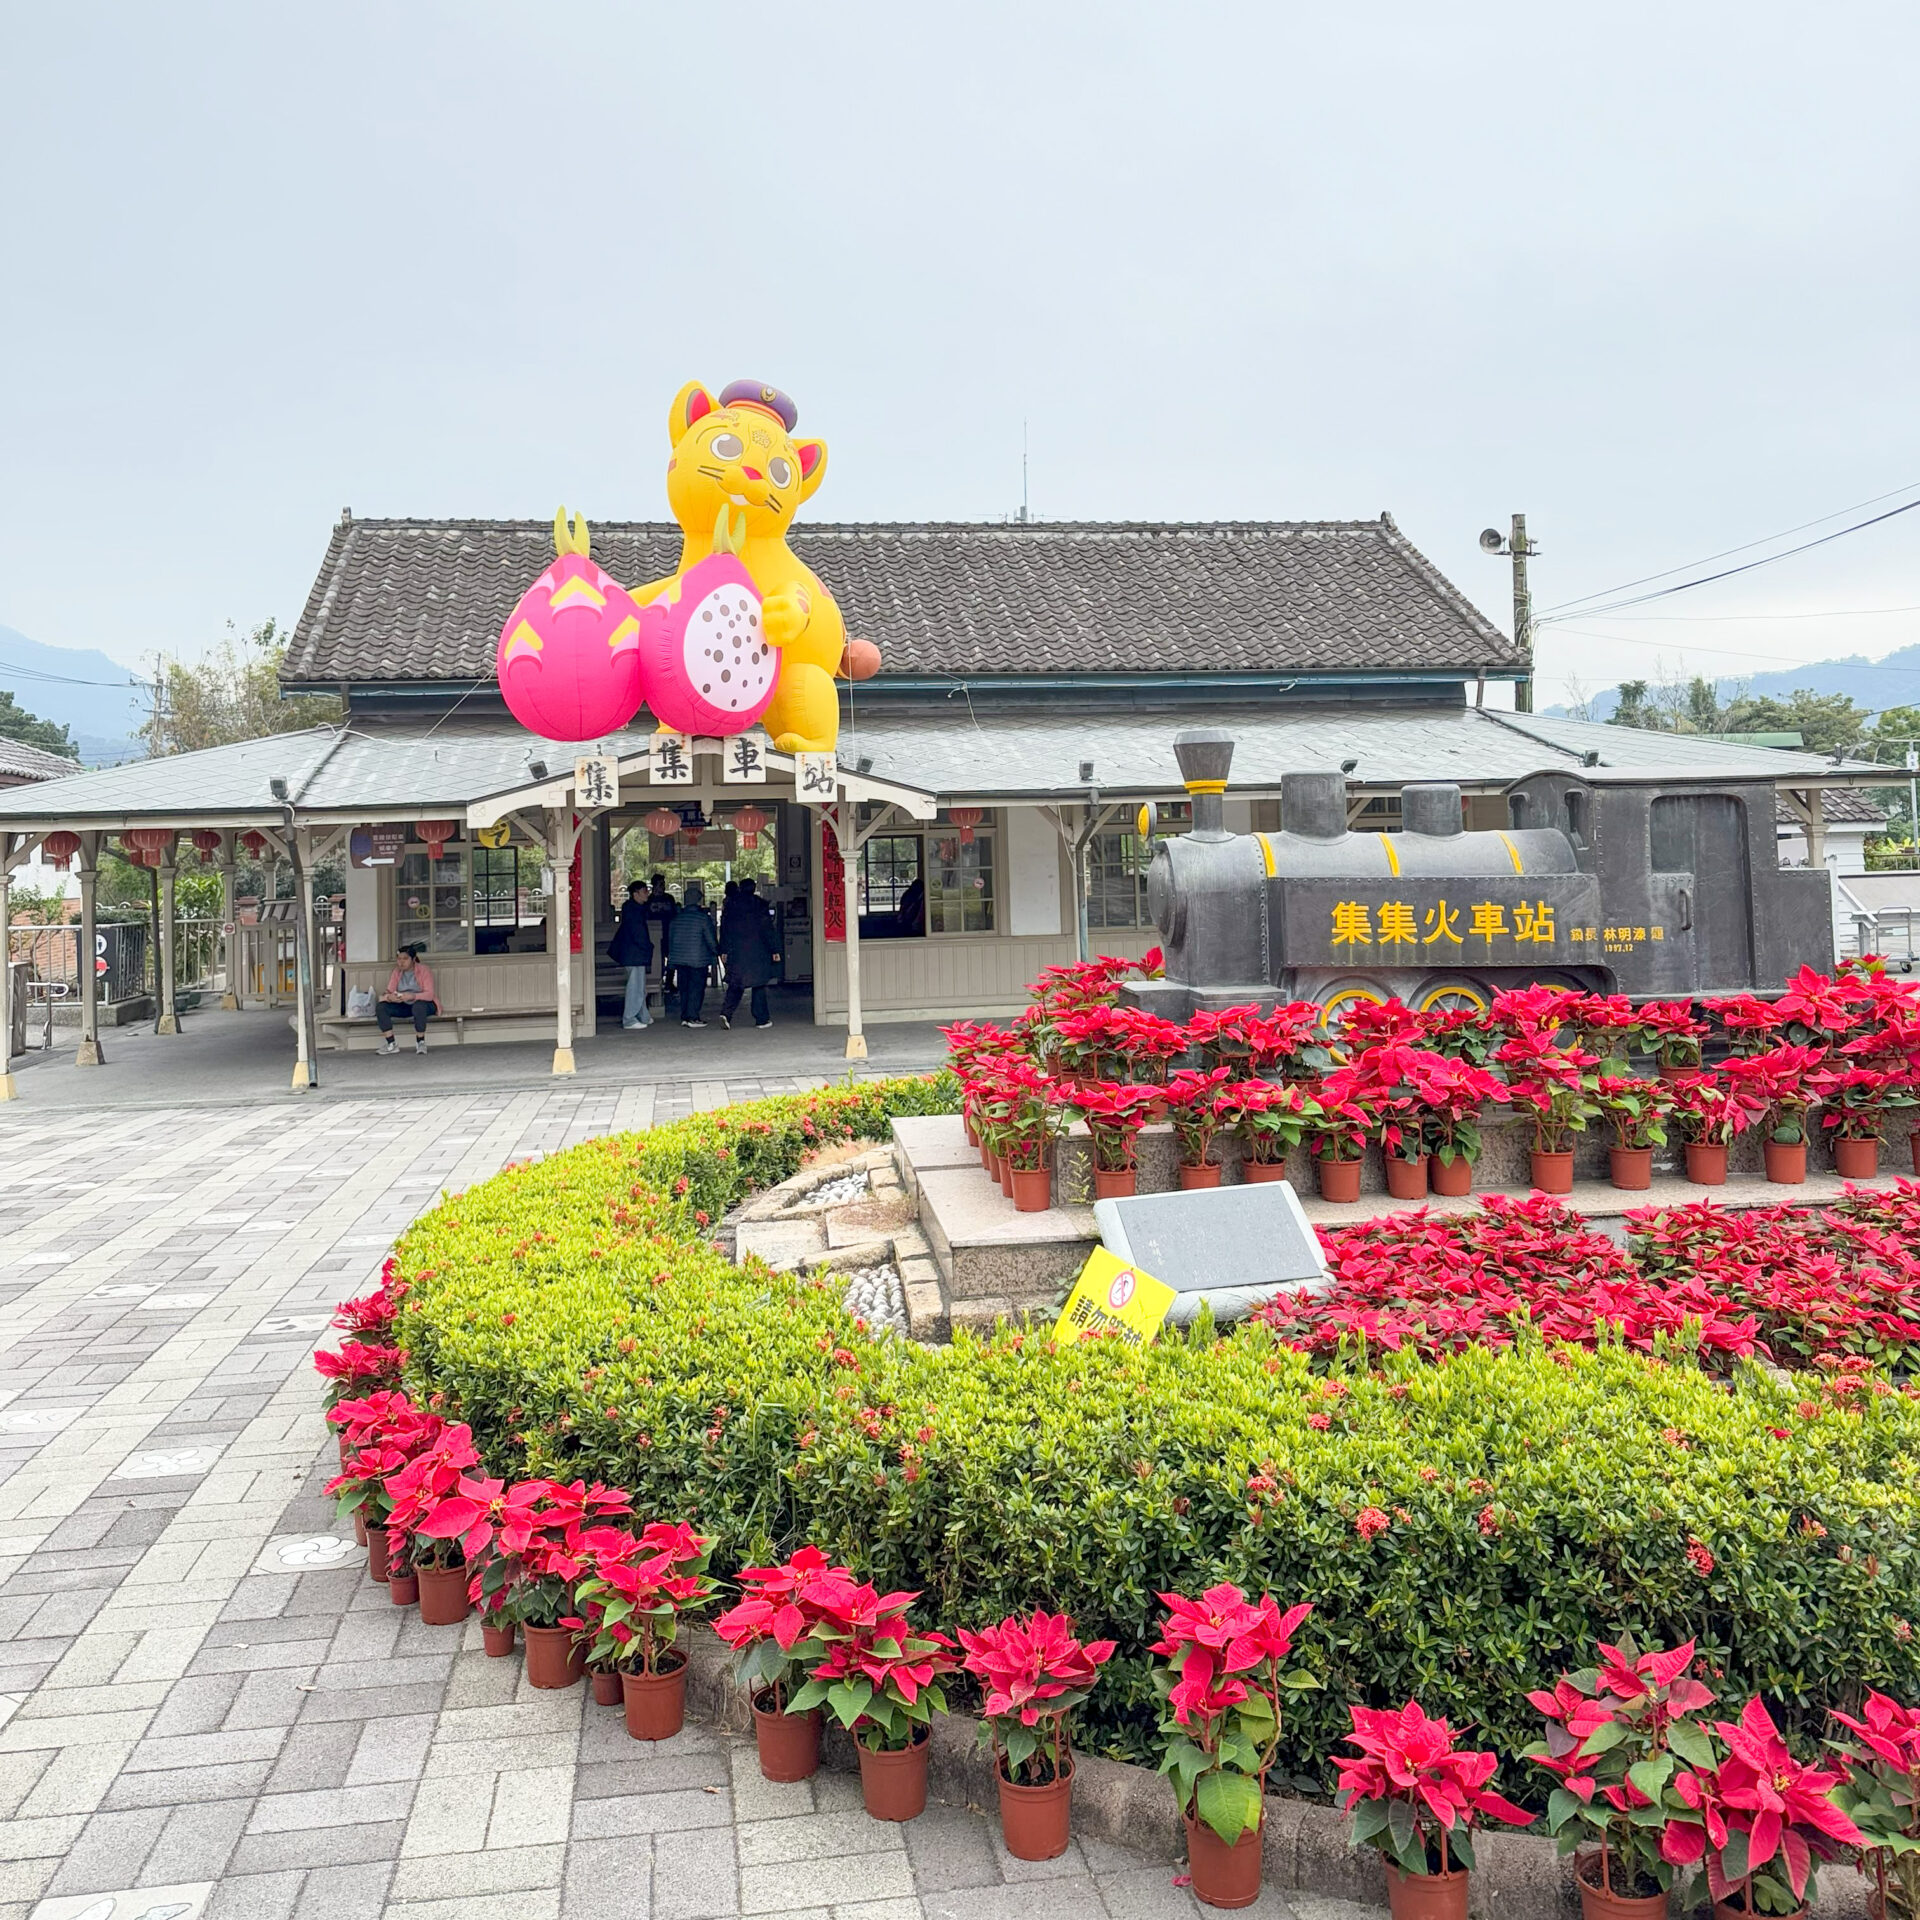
left=155, top=850, right=180, bottom=1036
left=549, top=806, right=579, bottom=1076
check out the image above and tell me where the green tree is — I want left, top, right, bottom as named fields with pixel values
left=1720, top=689, right=1867, bottom=756
left=0, top=690, right=76, bottom=758
left=1609, top=680, right=1663, bottom=730
left=141, top=618, right=340, bottom=757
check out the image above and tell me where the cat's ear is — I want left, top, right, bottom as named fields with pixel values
left=793, top=438, right=828, bottom=502
left=669, top=381, right=717, bottom=445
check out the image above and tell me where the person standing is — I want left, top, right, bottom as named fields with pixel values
left=719, top=878, right=781, bottom=1029
left=643, top=872, right=678, bottom=996
left=665, top=881, right=719, bottom=1027
left=609, top=880, right=654, bottom=1030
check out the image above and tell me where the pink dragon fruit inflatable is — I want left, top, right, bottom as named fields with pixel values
left=635, top=509, right=780, bottom=736
left=496, top=510, right=645, bottom=741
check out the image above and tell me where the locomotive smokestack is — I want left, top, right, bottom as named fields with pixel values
left=1173, top=729, right=1235, bottom=840
left=1402, top=782, right=1465, bottom=836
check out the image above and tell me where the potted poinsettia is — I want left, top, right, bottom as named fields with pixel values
left=1820, top=1066, right=1914, bottom=1180
left=1420, top=1004, right=1501, bottom=1067
left=1640, top=1000, right=1710, bottom=1079
left=1526, top=1635, right=1719, bottom=1920
left=1068, top=1082, right=1163, bottom=1199
left=569, top=1521, right=717, bottom=1741
left=958, top=1611, right=1116, bottom=1862
left=1592, top=1076, right=1676, bottom=1192
left=1716, top=994, right=1786, bottom=1058
left=1498, top=1034, right=1602, bottom=1194
left=1663, top=1696, right=1863, bottom=1919
left=1336, top=1699, right=1533, bottom=1920
left=714, top=1544, right=851, bottom=1782
left=1828, top=1690, right=1920, bottom=1920
left=324, top=1394, right=439, bottom=1589
left=1305, top=1071, right=1377, bottom=1203
left=1721, top=1045, right=1834, bottom=1185
left=1222, top=1080, right=1318, bottom=1184
left=382, top=1421, right=482, bottom=1624
left=1337, top=1043, right=1434, bottom=1201
left=1665, top=1071, right=1767, bottom=1186
left=788, top=1578, right=956, bottom=1822
left=1152, top=1584, right=1316, bottom=1908
left=325, top=1388, right=418, bottom=1536
left=1393, top=1047, right=1507, bottom=1198
left=1164, top=1066, right=1235, bottom=1188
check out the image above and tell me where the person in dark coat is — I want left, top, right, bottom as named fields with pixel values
left=719, top=878, right=781, bottom=1029
left=643, top=872, right=678, bottom=993
left=664, top=881, right=720, bottom=1026
left=609, top=881, right=654, bottom=1029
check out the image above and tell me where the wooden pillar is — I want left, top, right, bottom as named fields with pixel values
left=1806, top=790, right=1829, bottom=870
left=551, top=807, right=576, bottom=1076
left=578, top=817, right=598, bottom=1043
left=219, top=836, right=239, bottom=1009
left=841, top=810, right=867, bottom=1061
left=0, top=840, right=15, bottom=1100
left=156, top=846, right=180, bottom=1036
left=76, top=833, right=103, bottom=1067
left=289, top=828, right=316, bottom=1091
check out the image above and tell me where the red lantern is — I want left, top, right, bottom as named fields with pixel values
left=124, top=827, right=174, bottom=855
left=948, top=806, right=986, bottom=846
left=121, top=843, right=155, bottom=868
left=191, top=830, right=223, bottom=856
left=417, top=820, right=460, bottom=851
left=496, top=511, right=645, bottom=743
left=729, top=804, right=770, bottom=845
left=41, top=831, right=80, bottom=863
left=240, top=830, right=269, bottom=859
left=644, top=807, right=681, bottom=839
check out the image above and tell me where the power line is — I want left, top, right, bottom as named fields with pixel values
left=1539, top=496, right=1920, bottom=626
left=0, top=656, right=144, bottom=689
left=1541, top=478, right=1920, bottom=616
left=1599, top=604, right=1920, bottom=624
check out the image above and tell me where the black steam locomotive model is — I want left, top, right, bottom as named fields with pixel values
left=1125, top=729, right=1833, bottom=1025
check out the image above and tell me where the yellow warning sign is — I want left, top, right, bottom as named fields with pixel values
left=1052, top=1247, right=1177, bottom=1349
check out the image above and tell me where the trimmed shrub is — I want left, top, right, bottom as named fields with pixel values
left=392, top=1076, right=1920, bottom=1784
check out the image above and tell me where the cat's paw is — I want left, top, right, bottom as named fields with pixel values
left=762, top=585, right=812, bottom=646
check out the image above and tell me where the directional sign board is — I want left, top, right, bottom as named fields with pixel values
left=1092, top=1181, right=1331, bottom=1326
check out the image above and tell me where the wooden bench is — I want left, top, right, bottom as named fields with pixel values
left=317, top=1008, right=564, bottom=1050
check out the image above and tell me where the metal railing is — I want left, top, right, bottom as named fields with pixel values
left=1849, top=907, right=1920, bottom=971
left=5, top=918, right=231, bottom=1021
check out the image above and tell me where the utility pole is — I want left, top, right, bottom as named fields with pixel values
left=1478, top=514, right=1537, bottom=711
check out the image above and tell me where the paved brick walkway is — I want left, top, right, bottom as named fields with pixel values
left=0, top=1088, right=1377, bottom=1920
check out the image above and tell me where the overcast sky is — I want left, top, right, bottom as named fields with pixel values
left=4, top=0, right=1918, bottom=711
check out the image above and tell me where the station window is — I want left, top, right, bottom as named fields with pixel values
left=1087, top=803, right=1190, bottom=928
left=394, top=845, right=471, bottom=956
left=852, top=811, right=997, bottom=937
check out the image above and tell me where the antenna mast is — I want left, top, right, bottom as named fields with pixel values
left=1019, top=420, right=1029, bottom=525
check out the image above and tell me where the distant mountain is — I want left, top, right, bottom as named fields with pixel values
left=1549, top=642, right=1920, bottom=723
left=0, top=626, right=145, bottom=765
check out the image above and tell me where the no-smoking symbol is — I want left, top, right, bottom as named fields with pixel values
left=1106, top=1268, right=1137, bottom=1310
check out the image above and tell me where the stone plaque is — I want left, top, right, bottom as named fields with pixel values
left=1092, top=1183, right=1330, bottom=1326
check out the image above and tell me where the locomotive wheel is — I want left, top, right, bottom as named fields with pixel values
left=1413, top=976, right=1491, bottom=1016
left=1309, top=978, right=1391, bottom=1024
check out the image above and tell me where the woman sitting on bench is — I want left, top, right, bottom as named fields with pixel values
left=377, top=944, right=438, bottom=1054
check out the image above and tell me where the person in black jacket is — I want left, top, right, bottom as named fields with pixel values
left=609, top=881, right=655, bottom=1030
left=719, top=878, right=782, bottom=1029
left=665, top=882, right=720, bottom=1027
left=642, top=872, right=678, bottom=995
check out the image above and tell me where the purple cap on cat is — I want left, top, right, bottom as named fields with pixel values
left=718, top=380, right=797, bottom=433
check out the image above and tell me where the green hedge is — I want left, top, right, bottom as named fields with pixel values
left=393, top=1074, right=1920, bottom=1782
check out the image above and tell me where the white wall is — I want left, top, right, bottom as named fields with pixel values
left=344, top=861, right=383, bottom=961
left=1004, top=807, right=1064, bottom=937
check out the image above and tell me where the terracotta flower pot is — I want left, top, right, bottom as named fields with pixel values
left=1093, top=1165, right=1137, bottom=1199
left=590, top=1667, right=622, bottom=1706
left=1243, top=1159, right=1289, bottom=1183
left=1685, top=1142, right=1728, bottom=1186
left=979, top=1136, right=993, bottom=1172
left=1657, top=1062, right=1694, bottom=1084
left=353, top=1510, right=367, bottom=1546
left=1530, top=1149, right=1575, bottom=1194
left=366, top=1529, right=391, bottom=1583
left=1184, top=1810, right=1264, bottom=1909
left=1577, top=1855, right=1669, bottom=1920
left=1609, top=1147, right=1653, bottom=1191
left=1385, top=1864, right=1470, bottom=1920
left=998, top=1761, right=1073, bottom=1862
left=998, top=1156, right=1014, bottom=1199
left=751, top=1695, right=821, bottom=1782
left=1317, top=1158, right=1362, bottom=1203
left=1179, top=1162, right=1223, bottom=1190
left=417, top=1561, right=470, bottom=1627
left=1833, top=1136, right=1879, bottom=1179
left=482, top=1621, right=516, bottom=1658
left=1911, top=1130, right=1920, bottom=1176
left=522, top=1623, right=585, bottom=1690
left=621, top=1659, right=688, bottom=1740
left=857, top=1730, right=931, bottom=1821
left=963, top=1112, right=979, bottom=1147
left=388, top=1568, right=419, bottom=1607
left=1711, top=1899, right=1803, bottom=1920
left=1764, top=1139, right=1806, bottom=1185
left=1009, top=1166, right=1052, bottom=1213
left=1429, top=1155, right=1473, bottom=1198
left=1385, top=1154, right=1429, bottom=1200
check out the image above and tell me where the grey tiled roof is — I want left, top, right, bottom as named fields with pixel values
left=0, top=736, right=83, bottom=783
left=283, top=516, right=1521, bottom=688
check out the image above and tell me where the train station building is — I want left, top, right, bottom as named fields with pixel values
left=2, top=515, right=1902, bottom=1089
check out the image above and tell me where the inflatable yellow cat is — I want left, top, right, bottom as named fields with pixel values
left=630, top=380, right=875, bottom=755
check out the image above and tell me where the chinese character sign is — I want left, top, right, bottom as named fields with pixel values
left=1288, top=879, right=1592, bottom=966
left=574, top=756, right=618, bottom=808
left=794, top=752, right=837, bottom=804
left=821, top=822, right=846, bottom=943
left=723, top=732, right=769, bottom=784
left=650, top=734, right=693, bottom=785
left=1052, top=1248, right=1177, bottom=1349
